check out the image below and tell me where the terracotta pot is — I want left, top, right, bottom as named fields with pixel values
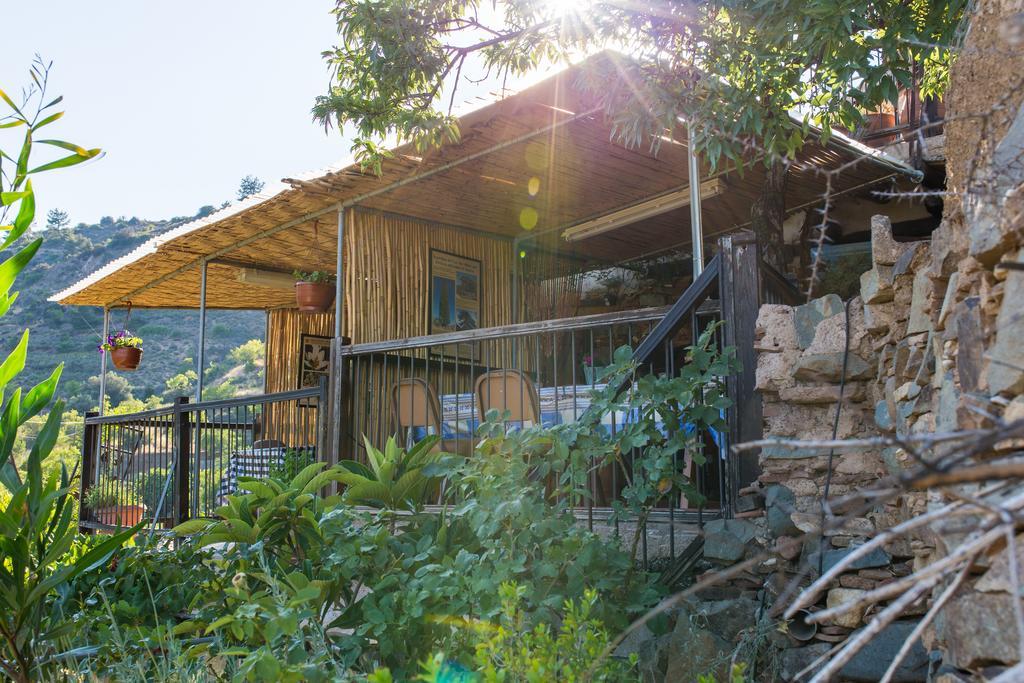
left=863, top=112, right=898, bottom=144
left=110, top=346, right=142, bottom=371
left=93, top=504, right=146, bottom=528
left=295, top=281, right=335, bottom=312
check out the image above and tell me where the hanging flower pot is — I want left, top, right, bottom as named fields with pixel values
left=100, top=330, right=144, bottom=371
left=293, top=271, right=336, bottom=312
left=110, top=346, right=142, bottom=371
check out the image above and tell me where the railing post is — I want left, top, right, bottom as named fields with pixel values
left=718, top=232, right=764, bottom=512
left=173, top=396, right=191, bottom=524
left=316, top=376, right=329, bottom=465
left=78, top=412, right=99, bottom=534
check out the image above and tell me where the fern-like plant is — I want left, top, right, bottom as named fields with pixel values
left=335, top=435, right=445, bottom=512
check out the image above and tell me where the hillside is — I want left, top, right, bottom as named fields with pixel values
left=4, top=209, right=265, bottom=412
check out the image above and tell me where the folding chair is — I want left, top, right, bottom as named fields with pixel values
left=474, top=369, right=541, bottom=430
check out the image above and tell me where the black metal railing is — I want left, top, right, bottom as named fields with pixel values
left=79, top=381, right=328, bottom=532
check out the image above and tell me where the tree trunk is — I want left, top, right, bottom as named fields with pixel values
left=750, top=159, right=788, bottom=270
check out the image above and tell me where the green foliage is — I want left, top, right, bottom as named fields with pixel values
left=268, top=447, right=313, bottom=483
left=316, top=0, right=966, bottom=170
left=292, top=270, right=335, bottom=284
left=46, top=207, right=69, bottom=230
left=468, top=583, right=638, bottom=682
left=230, top=339, right=265, bottom=372
left=81, top=475, right=143, bottom=510
left=0, top=59, right=137, bottom=682
left=135, top=468, right=173, bottom=514
left=336, top=434, right=445, bottom=511
left=237, top=174, right=265, bottom=202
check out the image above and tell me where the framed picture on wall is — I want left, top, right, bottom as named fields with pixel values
left=298, top=334, right=331, bottom=392
left=429, top=249, right=482, bottom=360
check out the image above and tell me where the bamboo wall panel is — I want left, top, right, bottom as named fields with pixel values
left=343, top=209, right=515, bottom=344
left=265, top=309, right=334, bottom=394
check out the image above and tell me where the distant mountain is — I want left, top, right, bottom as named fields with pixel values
left=3, top=209, right=265, bottom=412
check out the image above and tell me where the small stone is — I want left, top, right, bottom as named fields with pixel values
left=906, top=269, right=932, bottom=334
left=840, top=620, right=930, bottom=682
left=871, top=215, right=900, bottom=266
left=936, top=273, right=959, bottom=330
left=778, top=643, right=831, bottom=681
left=703, top=519, right=756, bottom=563
left=894, top=381, right=921, bottom=402
left=791, top=512, right=821, bottom=533
left=793, top=294, right=844, bottom=349
left=664, top=608, right=731, bottom=683
left=893, top=241, right=928, bottom=278
left=875, top=400, right=895, bottom=432
left=839, top=574, right=877, bottom=590
left=826, top=588, right=868, bottom=628
left=794, top=352, right=872, bottom=382
left=863, top=301, right=897, bottom=333
left=766, top=485, right=799, bottom=538
left=976, top=533, right=1024, bottom=596
left=861, top=266, right=895, bottom=304
left=809, top=546, right=892, bottom=574
left=988, top=251, right=1024, bottom=394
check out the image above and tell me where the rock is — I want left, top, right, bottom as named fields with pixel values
left=976, top=533, right=1024, bottom=595
left=779, top=384, right=843, bottom=404
left=694, top=597, right=760, bottom=643
left=871, top=215, right=900, bottom=266
left=794, top=352, right=872, bottom=382
left=664, top=608, right=731, bottom=683
left=955, top=297, right=984, bottom=393
left=839, top=574, right=877, bottom=590
left=614, top=623, right=655, bottom=660
left=637, top=633, right=670, bottom=683
left=840, top=620, right=929, bottom=682
left=734, top=491, right=763, bottom=513
left=893, top=241, right=929, bottom=278
left=863, top=301, right=897, bottom=333
left=765, top=485, right=799, bottom=537
left=937, top=273, right=960, bottom=330
left=703, top=519, right=757, bottom=563
left=793, top=294, right=844, bottom=349
left=778, top=643, right=831, bottom=681
left=755, top=304, right=798, bottom=350
left=875, top=400, right=895, bottom=431
left=825, top=588, right=868, bottom=628
left=894, top=381, right=921, bottom=402
left=937, top=590, right=1022, bottom=669
left=861, top=266, right=895, bottom=304
left=988, top=250, right=1024, bottom=395
left=906, top=270, right=932, bottom=334
left=809, top=546, right=892, bottom=574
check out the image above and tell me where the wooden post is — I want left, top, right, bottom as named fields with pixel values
left=78, top=412, right=99, bottom=534
left=316, top=376, right=329, bottom=465
left=173, top=396, right=191, bottom=524
left=718, top=233, right=764, bottom=511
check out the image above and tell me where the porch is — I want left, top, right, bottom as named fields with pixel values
left=51, top=54, right=915, bottom=561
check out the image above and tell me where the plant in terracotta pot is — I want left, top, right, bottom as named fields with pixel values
left=292, top=270, right=336, bottom=312
left=99, top=330, right=143, bottom=371
left=83, top=478, right=147, bottom=528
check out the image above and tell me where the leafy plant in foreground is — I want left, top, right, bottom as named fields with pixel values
left=336, top=434, right=446, bottom=512
left=0, top=59, right=132, bottom=682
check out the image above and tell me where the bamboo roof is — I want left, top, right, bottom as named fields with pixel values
left=52, top=52, right=918, bottom=310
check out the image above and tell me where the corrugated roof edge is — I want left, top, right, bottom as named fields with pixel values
left=47, top=183, right=293, bottom=305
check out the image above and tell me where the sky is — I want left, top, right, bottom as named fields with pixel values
left=2, top=1, right=351, bottom=226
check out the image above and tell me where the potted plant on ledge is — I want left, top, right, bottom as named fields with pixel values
left=293, top=270, right=336, bottom=312
left=83, top=478, right=147, bottom=528
left=100, top=330, right=143, bottom=371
